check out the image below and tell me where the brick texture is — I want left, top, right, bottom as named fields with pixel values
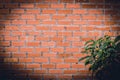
left=0, top=0, right=120, bottom=80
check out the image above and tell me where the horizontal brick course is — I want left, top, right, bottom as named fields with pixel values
left=0, top=0, right=119, bottom=79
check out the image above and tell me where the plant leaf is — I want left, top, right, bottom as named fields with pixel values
left=85, top=40, right=94, bottom=45
left=114, top=35, right=120, bottom=43
left=79, top=56, right=90, bottom=61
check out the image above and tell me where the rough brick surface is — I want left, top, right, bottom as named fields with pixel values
left=0, top=0, right=120, bottom=80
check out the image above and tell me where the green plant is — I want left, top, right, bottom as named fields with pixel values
left=79, top=35, right=120, bottom=79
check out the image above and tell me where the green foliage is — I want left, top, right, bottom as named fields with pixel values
left=79, top=35, right=120, bottom=73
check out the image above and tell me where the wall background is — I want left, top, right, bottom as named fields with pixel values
left=0, top=0, right=120, bottom=80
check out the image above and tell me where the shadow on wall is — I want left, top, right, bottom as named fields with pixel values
left=0, top=0, right=120, bottom=80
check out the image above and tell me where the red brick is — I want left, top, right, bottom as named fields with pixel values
left=87, top=32, right=101, bottom=37
left=4, top=58, right=18, bottom=63
left=17, top=70, right=32, bottom=74
left=72, top=64, right=85, bottom=68
left=6, top=47, right=18, bottom=52
left=65, top=58, right=78, bottom=63
left=43, top=53, right=56, bottom=57
left=43, top=32, right=56, bottom=37
left=49, top=70, right=62, bottom=74
left=28, top=53, right=41, bottom=57
left=11, top=64, right=25, bottom=69
left=66, top=37, right=80, bottom=41
left=52, top=15, right=66, bottom=20
left=42, top=64, right=55, bottom=68
left=42, top=21, right=56, bottom=25
left=4, top=36, right=18, bottom=41
left=12, top=41, right=24, bottom=46
left=82, top=15, right=96, bottom=20
left=0, top=9, right=9, bottom=14
left=64, top=70, right=77, bottom=74
left=51, top=48, right=64, bottom=52
left=0, top=36, right=3, bottom=41
left=73, top=54, right=88, bottom=58
left=34, top=58, right=48, bottom=63
left=78, top=70, right=91, bottom=74
left=56, top=42, right=70, bottom=47
left=81, top=37, right=93, bottom=41
left=6, top=15, right=20, bottom=19
left=34, top=70, right=46, bottom=74
left=0, top=20, right=11, bottom=24
left=73, top=32, right=86, bottom=36
left=12, top=20, right=26, bottom=24
left=36, top=15, right=50, bottom=20
left=41, top=42, right=55, bottom=46
left=66, top=48, right=79, bottom=52
left=50, top=58, right=63, bottom=63
left=27, top=20, right=39, bottom=25
left=58, top=32, right=72, bottom=36
left=11, top=9, right=24, bottom=14
left=51, top=4, right=64, bottom=8
left=43, top=75, right=56, bottom=79
left=35, top=48, right=49, bottom=52
left=44, top=0, right=58, bottom=2
left=58, top=75, right=72, bottom=79
left=73, top=21, right=86, bottom=25
left=0, top=53, right=10, bottom=57
left=5, top=3, right=18, bottom=8
left=20, top=36, right=34, bottom=41
left=73, top=10, right=87, bottom=14
left=82, top=26, right=95, bottom=31
left=42, top=10, right=56, bottom=14
left=0, top=31, right=10, bottom=35
left=88, top=10, right=103, bottom=14
left=56, top=64, right=70, bottom=68
left=58, top=10, right=72, bottom=14
left=51, top=26, right=65, bottom=30
left=12, top=31, right=25, bottom=36
left=111, top=27, right=120, bottom=31
left=36, top=26, right=49, bottom=30
left=51, top=37, right=63, bottom=41
left=67, top=15, right=80, bottom=20
left=58, top=53, right=72, bottom=58
left=20, top=48, right=34, bottom=52
left=26, top=31, right=40, bottom=36
left=95, top=27, right=110, bottom=31
left=104, top=21, right=116, bottom=25
left=5, top=26, right=19, bottom=31
left=66, top=4, right=80, bottom=8
left=66, top=26, right=80, bottom=31
left=60, top=0, right=73, bottom=3
left=0, top=41, right=10, bottom=47
left=35, top=37, right=49, bottom=41
left=104, top=32, right=116, bottom=36
left=26, top=9, right=40, bottom=14
left=21, top=26, right=34, bottom=30
left=82, top=4, right=96, bottom=8
left=26, top=64, right=40, bottom=68
left=12, top=53, right=26, bottom=57
left=20, top=3, right=34, bottom=8
left=88, top=21, right=102, bottom=25
left=72, top=42, right=84, bottom=47
left=58, top=21, right=71, bottom=25
left=26, top=42, right=40, bottom=46
left=21, top=14, right=35, bottom=19
left=36, top=4, right=49, bottom=8
left=19, top=58, right=33, bottom=62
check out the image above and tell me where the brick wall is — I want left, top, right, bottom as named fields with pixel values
left=0, top=0, right=120, bottom=80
